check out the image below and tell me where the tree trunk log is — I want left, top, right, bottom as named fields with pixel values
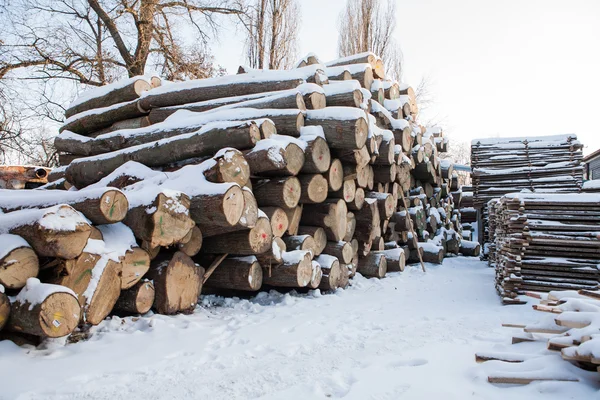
left=261, top=207, right=289, bottom=238
left=0, top=235, right=39, bottom=289
left=202, top=216, right=272, bottom=255
left=148, top=251, right=204, bottom=315
left=301, top=200, right=348, bottom=241
left=83, top=256, right=122, bottom=325
left=297, top=226, right=327, bottom=256
left=203, top=148, right=251, bottom=187
left=255, top=237, right=286, bottom=266
left=61, top=100, right=147, bottom=135
left=203, top=257, right=263, bottom=291
left=120, top=247, right=151, bottom=290
left=3, top=205, right=91, bottom=259
left=262, top=250, right=312, bottom=288
left=65, top=122, right=260, bottom=188
left=326, top=159, right=344, bottom=191
left=7, top=280, right=80, bottom=337
left=365, top=192, right=395, bottom=220
left=0, top=291, right=9, bottom=331
left=113, top=280, right=155, bottom=315
left=322, top=241, right=354, bottom=264
left=373, top=249, right=405, bottom=272
left=124, top=192, right=196, bottom=248
left=177, top=226, right=203, bottom=257
left=252, top=177, right=301, bottom=209
left=65, top=78, right=151, bottom=119
left=329, top=179, right=356, bottom=203
left=92, top=116, right=152, bottom=137
left=282, top=235, right=317, bottom=255
left=305, top=110, right=368, bottom=150
left=300, top=135, right=331, bottom=174
left=199, top=188, right=257, bottom=237
left=244, top=142, right=305, bottom=176
left=315, top=254, right=342, bottom=291
left=298, top=174, right=328, bottom=204
left=307, top=260, right=323, bottom=289
left=357, top=252, right=387, bottom=278
left=284, top=205, right=303, bottom=235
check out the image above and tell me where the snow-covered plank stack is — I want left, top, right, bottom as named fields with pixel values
left=471, top=134, right=584, bottom=249
left=477, top=289, right=600, bottom=384
left=489, top=192, right=600, bottom=304
left=0, top=50, right=476, bottom=346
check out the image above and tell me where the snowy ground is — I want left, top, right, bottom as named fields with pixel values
left=1, top=257, right=598, bottom=400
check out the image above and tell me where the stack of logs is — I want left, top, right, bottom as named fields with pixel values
left=471, top=135, right=584, bottom=251
left=0, top=51, right=475, bottom=345
left=489, top=192, right=600, bottom=305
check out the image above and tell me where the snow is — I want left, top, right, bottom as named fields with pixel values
left=369, top=100, right=410, bottom=130
left=2, top=258, right=597, bottom=398
left=472, top=134, right=578, bottom=146
left=299, top=125, right=325, bottom=140
left=83, top=256, right=110, bottom=306
left=0, top=284, right=4, bottom=293
left=583, top=180, right=600, bottom=189
left=322, top=80, right=361, bottom=95
left=324, top=51, right=379, bottom=67
left=0, top=205, right=88, bottom=233
left=95, top=223, right=138, bottom=259
left=15, top=278, right=76, bottom=311
left=0, top=233, right=31, bottom=260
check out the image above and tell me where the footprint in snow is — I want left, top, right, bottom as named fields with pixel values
left=388, top=358, right=429, bottom=368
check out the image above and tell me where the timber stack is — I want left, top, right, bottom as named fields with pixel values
left=0, top=51, right=474, bottom=345
left=488, top=192, right=600, bottom=304
left=471, top=134, right=584, bottom=254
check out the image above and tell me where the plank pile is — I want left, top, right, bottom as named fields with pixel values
left=476, top=289, right=600, bottom=385
left=488, top=192, right=600, bottom=304
left=0, top=51, right=474, bottom=345
left=471, top=135, right=584, bottom=249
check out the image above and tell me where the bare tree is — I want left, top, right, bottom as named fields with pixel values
left=337, top=0, right=402, bottom=81
left=0, top=0, right=243, bottom=164
left=241, top=0, right=300, bottom=70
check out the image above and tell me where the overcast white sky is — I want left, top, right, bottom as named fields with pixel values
left=213, top=0, right=600, bottom=154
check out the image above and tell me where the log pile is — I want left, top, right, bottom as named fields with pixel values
left=489, top=192, right=600, bottom=304
left=471, top=135, right=584, bottom=250
left=0, top=50, right=474, bottom=345
left=477, top=290, right=600, bottom=384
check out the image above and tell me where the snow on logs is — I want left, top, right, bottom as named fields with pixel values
left=0, top=50, right=471, bottom=345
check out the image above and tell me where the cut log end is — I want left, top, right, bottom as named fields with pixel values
left=0, top=247, right=39, bottom=289
left=121, top=247, right=151, bottom=290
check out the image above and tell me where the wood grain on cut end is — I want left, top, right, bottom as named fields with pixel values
left=327, top=159, right=344, bottom=192
left=121, top=247, right=151, bottom=289
left=0, top=247, right=39, bottom=289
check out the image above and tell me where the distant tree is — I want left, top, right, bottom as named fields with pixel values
left=337, top=0, right=402, bottom=81
left=240, top=0, right=300, bottom=70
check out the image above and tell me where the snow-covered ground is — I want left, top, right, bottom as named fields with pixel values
left=1, top=257, right=597, bottom=400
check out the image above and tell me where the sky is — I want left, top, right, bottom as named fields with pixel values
left=212, top=0, right=600, bottom=155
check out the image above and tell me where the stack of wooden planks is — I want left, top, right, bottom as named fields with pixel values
left=477, top=289, right=600, bottom=384
left=471, top=135, right=584, bottom=250
left=0, top=51, right=475, bottom=346
left=489, top=192, right=600, bottom=304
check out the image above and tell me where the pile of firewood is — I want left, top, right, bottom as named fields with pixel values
left=0, top=51, right=474, bottom=345
left=471, top=135, right=584, bottom=250
left=488, top=192, right=600, bottom=304
left=477, top=289, right=600, bottom=384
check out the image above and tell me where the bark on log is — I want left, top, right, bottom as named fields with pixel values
left=190, top=185, right=246, bottom=229
left=297, top=226, right=327, bottom=256
left=301, top=200, right=348, bottom=241
left=357, top=252, right=387, bottom=278
left=61, top=100, right=147, bottom=135
left=0, top=188, right=129, bottom=225
left=303, top=92, right=327, bottom=110
left=0, top=235, right=39, bottom=289
left=148, top=251, right=204, bottom=315
left=261, top=207, right=289, bottom=238
left=204, top=257, right=263, bottom=291
left=365, top=192, right=395, bottom=220
left=298, top=174, right=328, bottom=204
left=353, top=199, right=381, bottom=243
left=124, top=192, right=195, bottom=248
left=373, top=249, right=405, bottom=272
left=255, top=237, right=286, bottom=266
left=460, top=241, right=481, bottom=257
left=202, top=216, right=273, bottom=255
left=65, top=78, right=151, bottom=119
left=0, top=291, right=9, bottom=331
left=3, top=205, right=91, bottom=259
left=315, top=255, right=343, bottom=291
left=324, top=87, right=363, bottom=108
left=7, top=280, right=80, bottom=337
left=113, top=280, right=155, bottom=315
left=43, top=252, right=98, bottom=307
left=332, top=146, right=370, bottom=168
left=83, top=256, right=122, bottom=325
left=420, top=245, right=445, bottom=264
left=92, top=116, right=152, bottom=137
left=300, top=135, right=331, bottom=174
left=138, top=78, right=305, bottom=110
left=344, top=212, right=357, bottom=242
left=252, top=177, right=301, bottom=209
left=244, top=142, right=305, bottom=176
left=199, top=188, right=257, bottom=237
left=65, top=122, right=261, bottom=188
left=305, top=110, right=368, bottom=150
left=322, top=241, right=354, bottom=264
left=262, top=250, right=313, bottom=288
left=282, top=235, right=317, bottom=255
